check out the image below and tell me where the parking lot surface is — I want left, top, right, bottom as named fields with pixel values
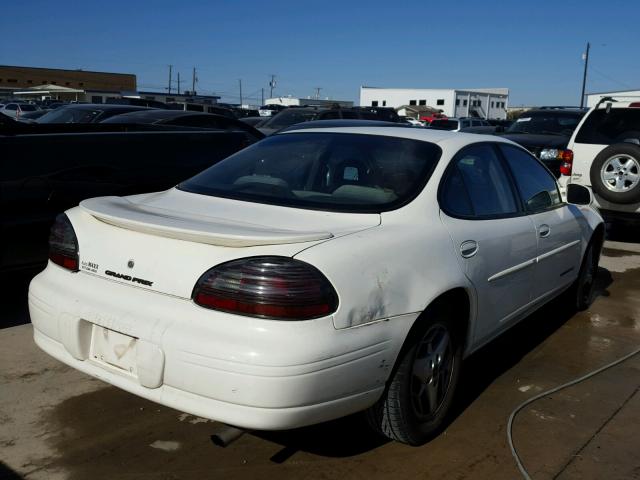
left=2, top=239, right=640, bottom=480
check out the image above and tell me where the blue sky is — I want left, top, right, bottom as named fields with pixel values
left=3, top=0, right=639, bottom=106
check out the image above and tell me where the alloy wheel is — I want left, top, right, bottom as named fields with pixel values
left=601, top=155, right=640, bottom=192
left=410, top=324, right=454, bottom=419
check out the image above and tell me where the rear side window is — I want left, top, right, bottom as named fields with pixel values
left=440, top=143, right=519, bottom=218
left=499, top=144, right=561, bottom=212
left=575, top=108, right=640, bottom=145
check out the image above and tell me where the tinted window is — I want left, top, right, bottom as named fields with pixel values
left=179, top=133, right=442, bottom=213
left=5, top=104, right=17, bottom=111
left=444, top=144, right=518, bottom=217
left=575, top=108, right=640, bottom=145
left=500, top=144, right=561, bottom=212
left=506, top=111, right=584, bottom=135
left=440, top=167, right=474, bottom=216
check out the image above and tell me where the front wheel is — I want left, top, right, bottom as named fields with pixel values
left=366, top=313, right=462, bottom=445
left=567, top=240, right=601, bottom=311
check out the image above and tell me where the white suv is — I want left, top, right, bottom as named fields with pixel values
left=562, top=99, right=640, bottom=221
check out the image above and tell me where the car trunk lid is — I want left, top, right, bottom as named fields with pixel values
left=71, top=188, right=379, bottom=298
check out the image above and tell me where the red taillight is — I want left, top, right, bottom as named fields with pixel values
left=192, top=256, right=338, bottom=320
left=559, top=149, right=574, bottom=176
left=49, top=214, right=79, bottom=271
left=629, top=102, right=640, bottom=108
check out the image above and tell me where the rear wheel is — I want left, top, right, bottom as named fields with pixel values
left=366, top=312, right=462, bottom=445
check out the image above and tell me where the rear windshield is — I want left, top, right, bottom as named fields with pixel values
left=506, top=111, right=584, bottom=135
left=575, top=108, right=640, bottom=145
left=19, top=104, right=37, bottom=112
left=179, top=132, right=442, bottom=213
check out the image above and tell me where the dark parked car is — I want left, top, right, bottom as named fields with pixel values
left=106, top=97, right=168, bottom=109
left=258, top=106, right=401, bottom=135
left=239, top=116, right=266, bottom=127
left=15, top=109, right=51, bottom=122
left=257, top=107, right=327, bottom=135
left=102, top=110, right=264, bottom=142
left=166, top=102, right=237, bottom=118
left=1, top=125, right=259, bottom=272
left=36, top=104, right=153, bottom=124
left=498, top=108, right=586, bottom=176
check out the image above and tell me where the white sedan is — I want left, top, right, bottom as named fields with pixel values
left=29, top=124, right=604, bottom=445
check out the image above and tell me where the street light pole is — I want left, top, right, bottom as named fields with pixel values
left=580, top=42, right=590, bottom=108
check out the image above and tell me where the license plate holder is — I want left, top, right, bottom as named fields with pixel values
left=90, top=325, right=138, bottom=377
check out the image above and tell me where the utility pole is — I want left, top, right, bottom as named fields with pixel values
left=580, top=41, right=590, bottom=108
left=177, top=72, right=181, bottom=95
left=238, top=79, right=243, bottom=106
left=269, top=75, right=276, bottom=98
left=261, top=88, right=264, bottom=105
left=314, top=87, right=322, bottom=100
left=192, top=67, right=197, bottom=95
left=167, top=65, right=173, bottom=94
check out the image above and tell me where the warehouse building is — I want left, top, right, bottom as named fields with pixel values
left=0, top=65, right=136, bottom=92
left=360, top=86, right=509, bottom=120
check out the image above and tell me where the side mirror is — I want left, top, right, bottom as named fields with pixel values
left=566, top=183, right=592, bottom=205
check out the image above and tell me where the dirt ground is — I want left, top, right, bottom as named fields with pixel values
left=2, top=240, right=640, bottom=480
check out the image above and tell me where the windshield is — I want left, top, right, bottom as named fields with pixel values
left=506, top=112, right=584, bottom=135
left=260, top=110, right=321, bottom=129
left=19, top=104, right=38, bottom=112
left=37, top=107, right=102, bottom=123
left=179, top=132, right=442, bottom=213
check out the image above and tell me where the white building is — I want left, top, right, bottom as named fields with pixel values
left=359, top=86, right=509, bottom=120
left=586, top=89, right=640, bottom=107
left=265, top=96, right=353, bottom=108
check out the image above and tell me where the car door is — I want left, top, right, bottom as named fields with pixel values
left=499, top=144, right=582, bottom=300
left=439, top=143, right=538, bottom=343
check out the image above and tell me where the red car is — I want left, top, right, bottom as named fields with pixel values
left=419, top=112, right=447, bottom=124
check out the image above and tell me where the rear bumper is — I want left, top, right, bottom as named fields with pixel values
left=29, top=264, right=415, bottom=430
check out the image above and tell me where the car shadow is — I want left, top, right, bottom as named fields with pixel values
left=0, top=461, right=23, bottom=480
left=248, top=412, right=388, bottom=462
left=0, top=267, right=42, bottom=329
left=244, top=267, right=613, bottom=461
left=447, top=266, right=612, bottom=428
left=605, top=221, right=640, bottom=243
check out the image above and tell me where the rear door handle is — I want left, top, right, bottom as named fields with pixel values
left=460, top=240, right=478, bottom=258
left=539, top=224, right=551, bottom=238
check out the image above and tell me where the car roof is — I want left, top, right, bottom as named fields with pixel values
left=277, top=124, right=515, bottom=147
left=281, top=119, right=405, bottom=132
left=57, top=103, right=153, bottom=111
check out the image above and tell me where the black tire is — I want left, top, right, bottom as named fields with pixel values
left=567, top=239, right=601, bottom=311
left=590, top=143, right=640, bottom=204
left=365, top=310, right=462, bottom=446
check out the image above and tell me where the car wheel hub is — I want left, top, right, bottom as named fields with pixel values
left=601, top=155, right=640, bottom=192
left=410, top=325, right=454, bottom=419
